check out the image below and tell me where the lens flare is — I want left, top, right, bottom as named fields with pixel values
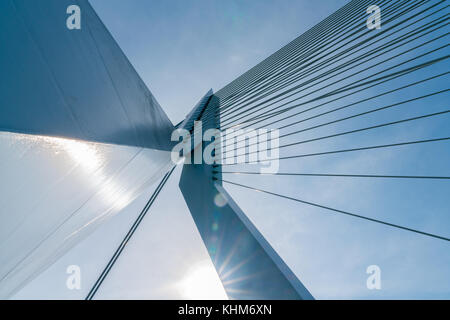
left=179, top=260, right=227, bottom=300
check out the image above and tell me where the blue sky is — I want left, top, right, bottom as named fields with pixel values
left=86, top=0, right=349, bottom=123
left=13, top=0, right=450, bottom=299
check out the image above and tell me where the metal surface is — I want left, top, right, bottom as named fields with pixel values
left=179, top=161, right=313, bottom=300
left=0, top=0, right=174, bottom=150
left=0, top=132, right=173, bottom=298
left=0, top=0, right=175, bottom=298
left=86, top=166, right=176, bottom=300
left=179, top=93, right=313, bottom=299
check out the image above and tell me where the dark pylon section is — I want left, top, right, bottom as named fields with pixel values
left=0, top=0, right=174, bottom=151
left=180, top=164, right=314, bottom=300
left=178, top=90, right=313, bottom=300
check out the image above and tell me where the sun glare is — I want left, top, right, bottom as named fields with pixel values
left=179, top=261, right=228, bottom=300
left=14, top=133, right=132, bottom=210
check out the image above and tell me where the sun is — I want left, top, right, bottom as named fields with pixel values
left=179, top=261, right=228, bottom=300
